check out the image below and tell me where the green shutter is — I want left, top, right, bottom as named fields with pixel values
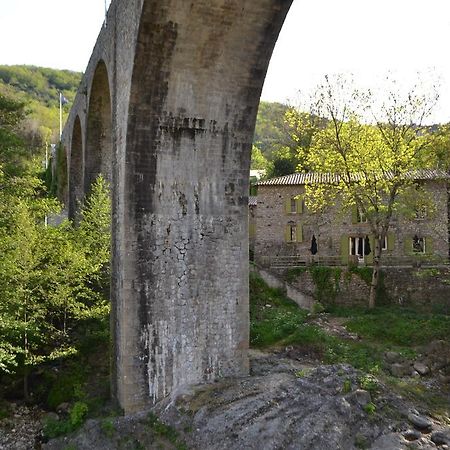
left=425, top=236, right=433, bottom=254
left=296, top=196, right=304, bottom=214
left=404, top=237, right=412, bottom=255
left=284, top=197, right=291, bottom=214
left=284, top=198, right=291, bottom=214
left=387, top=233, right=395, bottom=251
left=351, top=206, right=358, bottom=224
left=340, top=235, right=349, bottom=264
left=284, top=225, right=291, bottom=242
left=249, top=222, right=256, bottom=238
left=296, top=223, right=303, bottom=243
left=366, top=235, right=374, bottom=265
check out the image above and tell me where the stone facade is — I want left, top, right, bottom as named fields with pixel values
left=254, top=177, right=449, bottom=267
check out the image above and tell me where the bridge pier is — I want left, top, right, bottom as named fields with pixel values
left=63, top=0, right=293, bottom=413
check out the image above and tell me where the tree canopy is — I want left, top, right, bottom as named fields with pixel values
left=298, top=74, right=442, bottom=307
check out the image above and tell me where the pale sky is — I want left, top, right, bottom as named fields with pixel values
left=1, top=0, right=450, bottom=123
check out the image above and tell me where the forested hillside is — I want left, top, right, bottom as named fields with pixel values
left=0, top=65, right=82, bottom=146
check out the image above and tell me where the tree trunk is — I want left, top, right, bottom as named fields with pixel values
left=369, top=237, right=382, bottom=309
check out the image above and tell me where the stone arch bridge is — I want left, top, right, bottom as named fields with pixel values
left=61, top=0, right=293, bottom=413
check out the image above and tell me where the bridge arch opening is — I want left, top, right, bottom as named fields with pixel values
left=68, top=115, right=84, bottom=219
left=85, top=60, right=112, bottom=194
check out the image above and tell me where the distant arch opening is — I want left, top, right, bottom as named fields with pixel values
left=69, top=116, right=84, bottom=219
left=85, top=60, right=112, bottom=194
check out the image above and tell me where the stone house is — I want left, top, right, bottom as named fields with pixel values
left=254, top=171, right=450, bottom=268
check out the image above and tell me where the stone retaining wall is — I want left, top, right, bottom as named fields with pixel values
left=274, top=266, right=450, bottom=310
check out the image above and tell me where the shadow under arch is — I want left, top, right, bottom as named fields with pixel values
left=85, top=60, right=112, bottom=195
left=114, top=0, right=293, bottom=413
left=69, top=115, right=84, bottom=219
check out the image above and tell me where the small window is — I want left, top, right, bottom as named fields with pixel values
left=288, top=224, right=297, bottom=242
left=349, top=236, right=371, bottom=261
left=381, top=236, right=388, bottom=251
left=414, top=206, right=427, bottom=220
left=357, top=208, right=368, bottom=223
left=412, top=235, right=425, bottom=253
left=350, top=236, right=364, bottom=256
left=290, top=197, right=297, bottom=214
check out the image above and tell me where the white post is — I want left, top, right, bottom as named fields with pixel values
left=59, top=92, right=63, bottom=140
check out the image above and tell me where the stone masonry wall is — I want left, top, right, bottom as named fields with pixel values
left=281, top=266, right=450, bottom=310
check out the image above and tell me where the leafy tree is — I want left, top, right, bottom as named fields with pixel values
left=302, top=74, right=440, bottom=308
left=0, top=90, right=111, bottom=400
left=250, top=145, right=268, bottom=171
left=429, top=123, right=450, bottom=170
left=254, top=101, right=291, bottom=158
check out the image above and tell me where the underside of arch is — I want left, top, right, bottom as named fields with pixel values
left=69, top=116, right=84, bottom=219
left=113, top=0, right=293, bottom=413
left=85, top=60, right=112, bottom=194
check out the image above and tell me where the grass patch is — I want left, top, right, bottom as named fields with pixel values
left=250, top=271, right=309, bottom=347
left=250, top=272, right=382, bottom=372
left=328, top=305, right=450, bottom=347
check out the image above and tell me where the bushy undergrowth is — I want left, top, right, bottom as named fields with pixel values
left=43, top=401, right=89, bottom=439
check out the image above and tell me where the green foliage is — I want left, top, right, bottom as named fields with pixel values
left=250, top=272, right=382, bottom=371
left=0, top=65, right=80, bottom=105
left=101, top=418, right=115, bottom=438
left=250, top=145, right=268, bottom=171
left=43, top=402, right=88, bottom=439
left=0, top=137, right=111, bottom=393
left=46, top=367, right=87, bottom=409
left=253, top=102, right=325, bottom=178
left=358, top=374, right=379, bottom=394
left=355, top=434, right=369, bottom=449
left=311, top=301, right=325, bottom=314
left=363, top=402, right=376, bottom=415
left=344, top=307, right=450, bottom=346
left=309, top=266, right=341, bottom=305
left=285, top=267, right=307, bottom=283
left=295, top=369, right=311, bottom=378
left=43, top=417, right=73, bottom=439
left=249, top=272, right=309, bottom=347
left=295, top=74, right=440, bottom=307
left=147, top=413, right=187, bottom=449
left=254, top=101, right=291, bottom=159
left=0, top=65, right=81, bottom=148
left=348, top=266, right=373, bottom=285
left=342, top=378, right=352, bottom=393
left=53, top=143, right=68, bottom=201
left=70, top=402, right=89, bottom=428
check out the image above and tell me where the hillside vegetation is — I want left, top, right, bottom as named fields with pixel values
left=0, top=65, right=82, bottom=146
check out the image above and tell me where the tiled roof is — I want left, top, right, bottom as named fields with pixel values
left=248, top=196, right=257, bottom=206
left=256, top=169, right=450, bottom=186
